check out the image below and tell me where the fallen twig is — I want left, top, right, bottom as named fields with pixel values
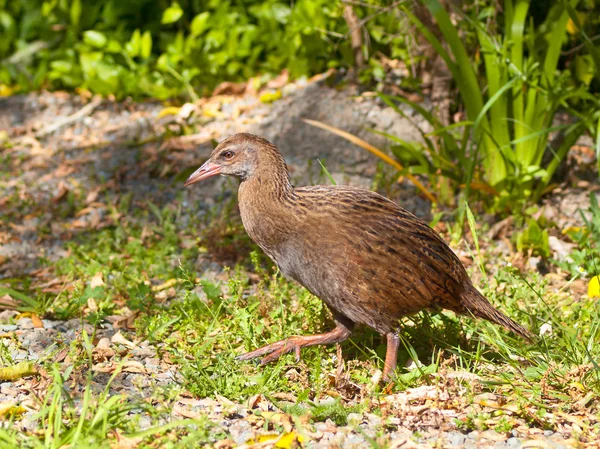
left=36, top=96, right=103, bottom=138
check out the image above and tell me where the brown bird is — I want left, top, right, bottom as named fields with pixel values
left=184, top=133, right=534, bottom=380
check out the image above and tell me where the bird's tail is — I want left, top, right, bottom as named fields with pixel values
left=462, top=286, right=535, bottom=342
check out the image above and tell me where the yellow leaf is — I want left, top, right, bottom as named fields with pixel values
left=0, top=84, right=15, bottom=97
left=0, top=402, right=26, bottom=419
left=259, top=90, right=282, bottom=104
left=275, top=432, right=302, bottom=448
left=0, top=362, right=38, bottom=381
left=241, top=432, right=303, bottom=449
left=588, top=276, right=600, bottom=298
left=157, top=106, right=182, bottom=118
left=567, top=13, right=586, bottom=35
left=202, top=102, right=223, bottom=118
left=562, top=226, right=584, bottom=235
left=567, top=18, right=577, bottom=35
left=151, top=278, right=178, bottom=292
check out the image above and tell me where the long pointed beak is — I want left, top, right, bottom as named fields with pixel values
left=184, top=161, right=222, bottom=186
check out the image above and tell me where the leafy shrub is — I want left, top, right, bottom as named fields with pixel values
left=0, top=0, right=412, bottom=99
left=402, top=0, right=600, bottom=211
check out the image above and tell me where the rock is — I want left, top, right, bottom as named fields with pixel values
left=16, top=318, right=34, bottom=329
left=505, top=437, right=521, bottom=447
left=548, top=236, right=576, bottom=262
left=445, top=431, right=466, bottom=445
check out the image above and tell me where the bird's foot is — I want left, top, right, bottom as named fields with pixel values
left=236, top=337, right=303, bottom=365
left=237, top=324, right=353, bottom=366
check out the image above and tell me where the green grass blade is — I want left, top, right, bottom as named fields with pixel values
left=370, top=128, right=454, bottom=171
left=379, top=93, right=463, bottom=166
left=317, top=159, right=337, bottom=185
left=541, top=121, right=586, bottom=187
left=509, top=0, right=530, bottom=165
left=543, top=2, right=577, bottom=87
left=473, top=77, right=517, bottom=136
left=0, top=287, right=38, bottom=310
left=416, top=0, right=484, bottom=121
left=475, top=26, right=511, bottom=150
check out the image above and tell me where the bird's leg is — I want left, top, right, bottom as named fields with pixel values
left=383, top=333, right=400, bottom=381
left=237, top=318, right=354, bottom=365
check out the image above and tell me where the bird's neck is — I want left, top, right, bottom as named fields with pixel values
left=238, top=164, right=293, bottom=204
left=237, top=168, right=295, bottom=253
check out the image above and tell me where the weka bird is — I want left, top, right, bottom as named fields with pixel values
left=184, top=133, right=533, bottom=380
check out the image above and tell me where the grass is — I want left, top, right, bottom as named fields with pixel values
left=1, top=189, right=600, bottom=446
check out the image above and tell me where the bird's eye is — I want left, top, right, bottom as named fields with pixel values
left=222, top=151, right=234, bottom=160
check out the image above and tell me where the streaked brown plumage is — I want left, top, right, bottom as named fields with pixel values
left=184, top=133, right=534, bottom=380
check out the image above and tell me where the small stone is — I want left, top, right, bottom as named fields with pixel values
left=365, top=412, right=382, bottom=427
left=346, top=413, right=363, bottom=426
left=527, top=256, right=541, bottom=270
left=346, top=433, right=365, bottom=445
left=445, top=431, right=466, bottom=445
left=16, top=318, right=34, bottom=329
left=315, top=422, right=328, bottom=432
left=505, top=437, right=521, bottom=447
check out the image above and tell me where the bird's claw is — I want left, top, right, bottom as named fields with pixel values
left=236, top=338, right=302, bottom=365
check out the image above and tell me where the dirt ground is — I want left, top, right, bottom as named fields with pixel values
left=1, top=77, right=599, bottom=448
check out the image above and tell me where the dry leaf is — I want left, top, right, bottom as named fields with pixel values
left=111, top=331, right=136, bottom=349
left=151, top=279, right=177, bottom=292
left=122, top=360, right=146, bottom=373
left=90, top=272, right=105, bottom=288
left=31, top=313, right=44, bottom=328
left=87, top=297, right=98, bottom=313
left=172, top=404, right=200, bottom=419
left=93, top=337, right=115, bottom=361
left=110, top=430, right=142, bottom=449
left=0, top=294, right=19, bottom=310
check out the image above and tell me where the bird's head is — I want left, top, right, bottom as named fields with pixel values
left=184, top=133, right=286, bottom=187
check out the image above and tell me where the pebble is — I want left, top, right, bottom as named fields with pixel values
left=505, top=437, right=521, bottom=447
left=445, top=431, right=466, bottom=445
left=363, top=413, right=380, bottom=427
left=16, top=318, right=34, bottom=329
left=346, top=433, right=365, bottom=445
left=346, top=413, right=362, bottom=426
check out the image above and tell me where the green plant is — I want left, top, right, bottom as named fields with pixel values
left=0, top=0, right=418, bottom=99
left=560, top=192, right=600, bottom=277
left=515, top=217, right=550, bottom=258
left=404, top=0, right=600, bottom=210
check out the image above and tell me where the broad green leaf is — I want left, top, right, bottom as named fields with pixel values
left=190, top=12, right=210, bottom=36
left=162, top=2, right=183, bottom=24
left=106, top=40, right=122, bottom=53
left=126, top=29, right=141, bottom=57
left=70, top=0, right=81, bottom=28
left=50, top=60, right=73, bottom=73
left=83, top=30, right=107, bottom=48
left=140, top=31, right=152, bottom=59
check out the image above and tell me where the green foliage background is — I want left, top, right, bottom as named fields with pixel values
left=0, top=0, right=408, bottom=99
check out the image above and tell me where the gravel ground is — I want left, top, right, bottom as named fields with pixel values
left=1, top=75, right=597, bottom=448
left=0, top=316, right=575, bottom=448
